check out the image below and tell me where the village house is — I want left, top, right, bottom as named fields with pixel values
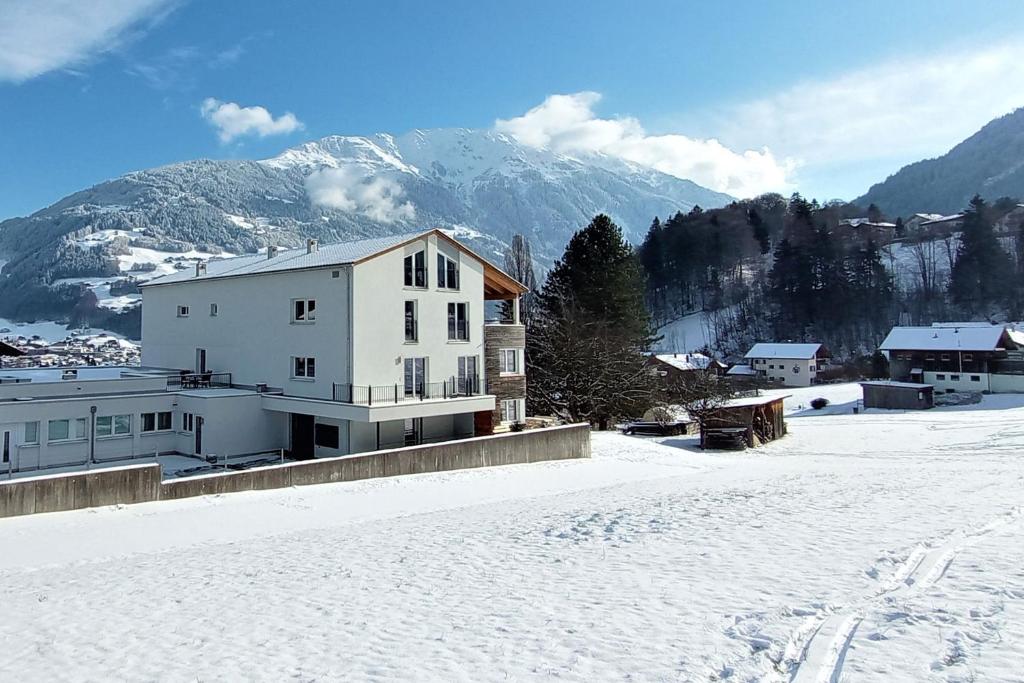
left=879, top=322, right=1024, bottom=393
left=741, top=342, right=830, bottom=387
left=903, top=213, right=944, bottom=234
left=646, top=352, right=726, bottom=382
left=0, top=229, right=528, bottom=474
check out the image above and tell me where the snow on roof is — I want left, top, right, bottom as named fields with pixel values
left=726, top=364, right=757, bottom=376
left=724, top=394, right=790, bottom=407
left=879, top=325, right=1010, bottom=351
left=143, top=230, right=431, bottom=287
left=745, top=343, right=823, bottom=360
left=911, top=213, right=944, bottom=221
left=652, top=353, right=715, bottom=371
left=861, top=381, right=933, bottom=389
left=921, top=213, right=964, bottom=225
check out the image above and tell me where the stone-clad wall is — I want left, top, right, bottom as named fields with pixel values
left=483, top=323, right=526, bottom=430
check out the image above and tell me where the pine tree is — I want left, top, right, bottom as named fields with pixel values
left=950, top=195, right=1012, bottom=314
left=528, top=215, right=656, bottom=428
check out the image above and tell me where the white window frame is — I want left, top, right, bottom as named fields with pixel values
left=96, top=414, right=132, bottom=438
left=437, top=253, right=460, bottom=290
left=47, top=418, right=87, bottom=443
left=23, top=421, right=39, bottom=445
left=177, top=305, right=190, bottom=318
left=448, top=302, right=469, bottom=341
left=500, top=399, right=522, bottom=424
left=292, top=299, right=317, bottom=323
left=404, top=250, right=427, bottom=288
left=141, top=412, right=173, bottom=433
left=292, top=356, right=316, bottom=379
left=499, top=348, right=521, bottom=375
left=404, top=300, right=418, bottom=343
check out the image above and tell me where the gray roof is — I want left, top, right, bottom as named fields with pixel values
left=745, top=343, right=823, bottom=359
left=861, top=381, right=933, bottom=389
left=142, top=231, right=429, bottom=287
left=879, top=325, right=1010, bottom=352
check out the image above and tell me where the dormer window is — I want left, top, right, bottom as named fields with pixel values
left=437, top=253, right=459, bottom=289
left=404, top=250, right=426, bottom=288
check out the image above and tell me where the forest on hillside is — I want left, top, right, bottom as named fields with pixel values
left=638, top=193, right=1024, bottom=361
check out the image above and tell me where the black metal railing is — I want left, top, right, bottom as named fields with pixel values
left=167, top=371, right=233, bottom=389
left=332, top=375, right=481, bottom=405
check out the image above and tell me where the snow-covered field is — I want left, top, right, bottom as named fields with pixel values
left=1, top=383, right=1022, bottom=681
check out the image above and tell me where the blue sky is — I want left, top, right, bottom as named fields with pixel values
left=3, top=0, right=1024, bottom=218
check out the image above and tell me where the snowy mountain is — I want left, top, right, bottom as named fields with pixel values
left=0, top=127, right=731, bottom=329
left=856, top=107, right=1024, bottom=217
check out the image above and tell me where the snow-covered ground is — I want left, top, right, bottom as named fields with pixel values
left=1, top=383, right=1022, bottom=681
left=656, top=310, right=713, bottom=352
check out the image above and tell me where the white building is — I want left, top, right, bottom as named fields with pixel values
left=0, top=229, right=527, bottom=473
left=743, top=343, right=829, bottom=387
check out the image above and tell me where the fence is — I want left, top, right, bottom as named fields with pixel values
left=332, top=375, right=481, bottom=404
left=0, top=423, right=590, bottom=519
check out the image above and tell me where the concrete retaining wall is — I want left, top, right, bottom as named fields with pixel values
left=0, top=424, right=590, bottom=518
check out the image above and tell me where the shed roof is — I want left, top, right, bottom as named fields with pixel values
left=651, top=353, right=716, bottom=372
left=860, top=381, right=933, bottom=389
left=879, top=325, right=1012, bottom=352
left=745, top=343, right=823, bottom=359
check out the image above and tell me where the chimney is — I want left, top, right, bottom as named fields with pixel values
left=195, top=262, right=207, bottom=277
left=267, top=245, right=279, bottom=260
left=306, top=238, right=318, bottom=254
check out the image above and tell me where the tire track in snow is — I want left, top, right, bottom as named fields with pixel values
left=786, top=507, right=1022, bottom=683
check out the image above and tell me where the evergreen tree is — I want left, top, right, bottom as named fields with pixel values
left=950, top=195, right=1012, bottom=314
left=528, top=215, right=656, bottom=428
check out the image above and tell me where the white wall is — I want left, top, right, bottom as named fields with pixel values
left=925, top=371, right=992, bottom=393
left=350, top=233, right=486, bottom=391
left=749, top=357, right=817, bottom=387
left=142, top=265, right=353, bottom=399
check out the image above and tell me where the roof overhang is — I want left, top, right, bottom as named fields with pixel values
left=0, top=341, right=24, bottom=357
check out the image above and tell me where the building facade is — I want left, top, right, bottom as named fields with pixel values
left=743, top=343, right=829, bottom=387
left=879, top=323, right=1024, bottom=393
left=0, top=229, right=528, bottom=474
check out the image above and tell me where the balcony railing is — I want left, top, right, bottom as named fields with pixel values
left=332, top=375, right=481, bottom=405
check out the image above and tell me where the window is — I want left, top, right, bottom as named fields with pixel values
left=181, top=412, right=194, bottom=432
left=404, top=357, right=427, bottom=397
left=769, top=364, right=775, bottom=370
left=48, top=418, right=87, bottom=442
left=210, top=303, right=218, bottom=317
left=24, top=422, right=39, bottom=445
left=458, top=355, right=478, bottom=393
left=963, top=353, right=974, bottom=361
left=501, top=399, right=521, bottom=423
left=950, top=374, right=960, bottom=381
left=404, top=300, right=418, bottom=342
left=332, top=270, right=340, bottom=279
left=292, top=299, right=316, bottom=323
left=177, top=305, right=190, bottom=317
left=925, top=354, right=935, bottom=361
left=314, top=423, right=340, bottom=449
left=404, top=250, right=426, bottom=288
left=96, top=414, right=132, bottom=438
left=437, top=253, right=459, bottom=289
left=971, top=375, right=981, bottom=382
left=448, top=302, right=469, bottom=341
left=499, top=348, right=520, bottom=374
left=936, top=374, right=946, bottom=380
left=293, top=356, right=316, bottom=379
left=141, top=412, right=172, bottom=433
left=940, top=353, right=950, bottom=361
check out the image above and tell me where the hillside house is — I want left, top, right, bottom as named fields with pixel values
left=647, top=353, right=726, bottom=382
left=904, top=213, right=944, bottom=234
left=879, top=323, right=1024, bottom=393
left=743, top=343, right=830, bottom=387
left=0, top=229, right=528, bottom=474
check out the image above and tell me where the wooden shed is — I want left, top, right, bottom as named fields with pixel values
left=861, top=381, right=933, bottom=410
left=700, top=394, right=788, bottom=449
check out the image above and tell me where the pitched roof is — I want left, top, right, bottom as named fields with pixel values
left=879, top=325, right=1012, bottom=352
left=140, top=228, right=528, bottom=296
left=652, top=353, right=716, bottom=371
left=0, top=340, right=24, bottom=356
left=726, top=364, right=757, bottom=376
left=744, top=343, right=823, bottom=359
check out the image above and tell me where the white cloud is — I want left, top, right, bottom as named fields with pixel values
left=0, top=0, right=176, bottom=82
left=496, top=92, right=795, bottom=199
left=305, top=167, right=415, bottom=224
left=716, top=40, right=1024, bottom=194
left=200, top=98, right=303, bottom=143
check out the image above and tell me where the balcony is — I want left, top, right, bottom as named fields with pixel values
left=332, top=375, right=482, bottom=405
